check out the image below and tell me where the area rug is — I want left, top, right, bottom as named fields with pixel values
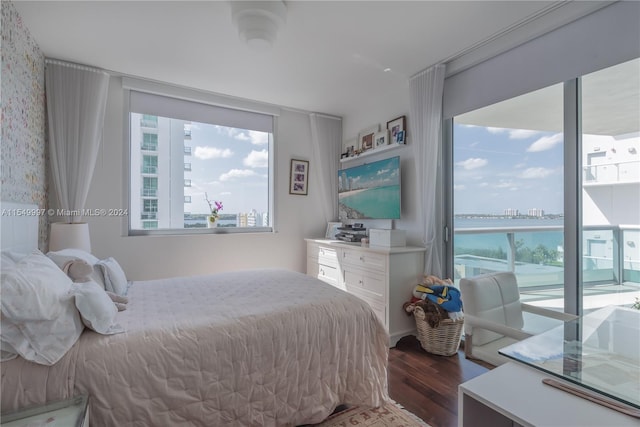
left=315, top=400, right=431, bottom=427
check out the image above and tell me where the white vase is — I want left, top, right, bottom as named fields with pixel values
left=207, top=220, right=217, bottom=228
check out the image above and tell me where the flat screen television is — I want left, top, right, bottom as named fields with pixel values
left=338, top=156, right=401, bottom=220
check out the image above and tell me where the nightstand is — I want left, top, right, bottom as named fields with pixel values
left=1, top=395, right=89, bottom=427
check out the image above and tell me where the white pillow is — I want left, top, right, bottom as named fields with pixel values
left=46, top=248, right=100, bottom=266
left=1, top=250, right=84, bottom=365
left=96, top=258, right=128, bottom=296
left=47, top=248, right=105, bottom=288
left=71, top=281, right=124, bottom=335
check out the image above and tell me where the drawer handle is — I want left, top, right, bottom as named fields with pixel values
left=359, top=256, right=364, bottom=261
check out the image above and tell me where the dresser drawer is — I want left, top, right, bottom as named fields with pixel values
left=317, top=245, right=339, bottom=268
left=342, top=249, right=386, bottom=272
left=344, top=268, right=385, bottom=298
left=318, top=263, right=340, bottom=286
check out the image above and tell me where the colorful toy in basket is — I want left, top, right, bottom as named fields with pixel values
left=404, top=276, right=462, bottom=319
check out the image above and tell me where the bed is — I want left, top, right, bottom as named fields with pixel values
left=0, top=202, right=389, bottom=426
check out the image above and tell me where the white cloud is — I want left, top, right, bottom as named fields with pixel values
left=219, top=169, right=258, bottom=181
left=527, top=133, right=563, bottom=152
left=247, top=130, right=268, bottom=145
left=495, top=180, right=516, bottom=189
left=220, top=191, right=232, bottom=196
left=519, top=167, right=555, bottom=179
left=514, top=162, right=526, bottom=169
left=243, top=149, right=268, bottom=168
left=509, top=129, right=540, bottom=139
left=454, top=184, right=466, bottom=190
left=487, top=127, right=506, bottom=134
left=456, top=158, right=488, bottom=170
left=479, top=182, right=489, bottom=187
left=213, top=126, right=268, bottom=145
left=194, top=146, right=233, bottom=159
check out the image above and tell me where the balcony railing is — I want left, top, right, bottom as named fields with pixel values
left=454, top=225, right=639, bottom=289
left=141, top=189, right=157, bottom=197
left=583, top=160, right=640, bottom=185
left=141, top=166, right=158, bottom=174
left=141, top=212, right=157, bottom=220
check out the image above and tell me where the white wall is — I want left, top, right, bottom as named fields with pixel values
left=339, top=76, right=426, bottom=247
left=81, top=77, right=327, bottom=281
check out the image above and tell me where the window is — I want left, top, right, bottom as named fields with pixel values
left=142, top=155, right=158, bottom=174
left=142, top=177, right=157, bottom=197
left=142, top=199, right=158, bottom=220
left=141, top=115, right=157, bottom=128
left=141, top=133, right=158, bottom=151
left=127, top=86, right=275, bottom=234
left=446, top=59, right=640, bottom=315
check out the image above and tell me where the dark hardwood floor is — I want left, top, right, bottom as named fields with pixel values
left=388, top=335, right=494, bottom=427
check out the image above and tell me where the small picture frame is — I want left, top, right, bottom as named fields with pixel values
left=289, top=159, right=309, bottom=195
left=358, top=124, right=380, bottom=153
left=325, top=221, right=342, bottom=239
left=395, top=130, right=406, bottom=145
left=387, top=115, right=406, bottom=143
left=361, top=133, right=374, bottom=151
left=374, top=130, right=389, bottom=148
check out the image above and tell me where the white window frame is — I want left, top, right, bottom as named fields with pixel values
left=123, top=77, right=280, bottom=236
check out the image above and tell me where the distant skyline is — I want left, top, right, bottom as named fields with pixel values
left=453, top=124, right=564, bottom=215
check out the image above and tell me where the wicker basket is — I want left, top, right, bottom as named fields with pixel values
left=413, top=305, right=464, bottom=356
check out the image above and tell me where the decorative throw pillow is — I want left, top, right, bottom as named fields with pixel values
left=0, top=250, right=84, bottom=365
left=47, top=248, right=106, bottom=289
left=96, top=257, right=128, bottom=296
left=71, top=281, right=124, bottom=335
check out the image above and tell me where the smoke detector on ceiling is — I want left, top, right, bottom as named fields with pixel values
left=231, top=1, right=287, bottom=52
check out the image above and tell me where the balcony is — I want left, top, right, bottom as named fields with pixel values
left=583, top=160, right=640, bottom=186
left=141, top=166, right=158, bottom=174
left=454, top=225, right=640, bottom=311
left=184, top=146, right=192, bottom=156
left=141, top=189, right=157, bottom=197
left=141, top=212, right=157, bottom=220
left=141, top=143, right=158, bottom=152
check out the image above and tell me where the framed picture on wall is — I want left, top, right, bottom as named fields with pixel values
left=289, top=159, right=309, bottom=195
left=374, top=130, right=389, bottom=148
left=361, top=132, right=374, bottom=151
left=387, top=115, right=406, bottom=143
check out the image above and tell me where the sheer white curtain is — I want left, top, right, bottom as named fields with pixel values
left=309, top=113, right=342, bottom=222
left=410, top=64, right=446, bottom=277
left=45, top=60, right=109, bottom=223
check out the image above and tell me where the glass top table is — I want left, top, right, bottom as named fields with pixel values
left=499, top=305, right=640, bottom=410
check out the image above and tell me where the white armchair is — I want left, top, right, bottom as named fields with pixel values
left=459, top=271, right=577, bottom=366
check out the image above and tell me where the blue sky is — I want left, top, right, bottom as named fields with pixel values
left=186, top=123, right=269, bottom=215
left=453, top=124, right=564, bottom=215
left=339, top=156, right=400, bottom=191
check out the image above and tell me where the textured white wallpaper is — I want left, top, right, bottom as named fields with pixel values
left=1, top=1, right=47, bottom=249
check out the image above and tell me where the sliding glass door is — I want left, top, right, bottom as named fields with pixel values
left=580, top=58, right=640, bottom=312
left=447, top=57, right=640, bottom=316
left=452, top=84, right=565, bottom=311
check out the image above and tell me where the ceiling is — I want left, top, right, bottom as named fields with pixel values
left=13, top=1, right=609, bottom=130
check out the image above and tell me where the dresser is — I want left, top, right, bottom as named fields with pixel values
left=305, top=238, right=425, bottom=347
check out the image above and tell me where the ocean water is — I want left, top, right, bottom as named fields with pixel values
left=339, top=185, right=401, bottom=219
left=454, top=217, right=564, bottom=251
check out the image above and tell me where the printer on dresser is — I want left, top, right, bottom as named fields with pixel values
left=305, top=238, right=425, bottom=347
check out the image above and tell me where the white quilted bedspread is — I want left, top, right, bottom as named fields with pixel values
left=1, top=269, right=389, bottom=426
